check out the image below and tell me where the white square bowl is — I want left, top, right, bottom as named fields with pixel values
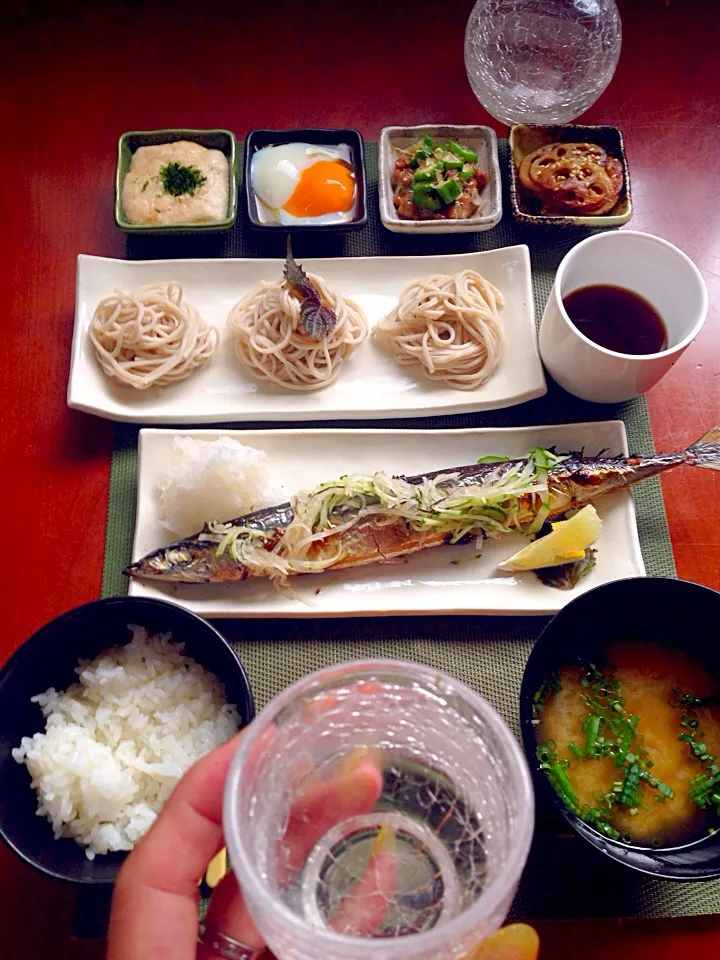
left=378, top=124, right=502, bottom=234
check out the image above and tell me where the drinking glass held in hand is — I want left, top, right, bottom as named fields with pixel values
left=223, top=660, right=534, bottom=960
left=106, top=722, right=539, bottom=960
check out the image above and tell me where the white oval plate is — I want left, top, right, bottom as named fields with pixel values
left=68, top=248, right=545, bottom=423
left=127, top=422, right=645, bottom=618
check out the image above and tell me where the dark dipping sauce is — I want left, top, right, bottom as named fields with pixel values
left=563, top=284, right=668, bottom=355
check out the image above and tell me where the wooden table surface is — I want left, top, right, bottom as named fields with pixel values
left=2, top=0, right=719, bottom=956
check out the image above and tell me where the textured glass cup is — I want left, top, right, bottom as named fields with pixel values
left=465, top=0, right=622, bottom=124
left=224, top=661, right=534, bottom=960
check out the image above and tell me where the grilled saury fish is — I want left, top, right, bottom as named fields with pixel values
left=126, top=426, right=720, bottom=586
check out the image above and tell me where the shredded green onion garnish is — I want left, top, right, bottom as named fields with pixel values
left=535, top=664, right=693, bottom=845
left=208, top=452, right=563, bottom=586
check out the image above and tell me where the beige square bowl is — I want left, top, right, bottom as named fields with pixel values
left=508, top=123, right=632, bottom=228
left=378, top=125, right=502, bottom=234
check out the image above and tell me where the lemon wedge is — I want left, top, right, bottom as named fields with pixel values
left=498, top=504, right=603, bottom=572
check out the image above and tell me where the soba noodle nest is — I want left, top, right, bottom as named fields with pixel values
left=373, top=270, right=506, bottom=390
left=89, top=282, right=218, bottom=390
left=227, top=275, right=368, bottom=391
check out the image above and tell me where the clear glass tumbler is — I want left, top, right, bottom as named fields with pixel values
left=464, top=0, right=622, bottom=125
left=224, top=660, right=534, bottom=960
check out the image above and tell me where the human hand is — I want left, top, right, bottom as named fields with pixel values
left=107, top=733, right=539, bottom=960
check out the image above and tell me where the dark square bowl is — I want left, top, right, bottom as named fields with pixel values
left=508, top=123, right=632, bottom=228
left=244, top=128, right=367, bottom=232
left=115, top=128, right=238, bottom=234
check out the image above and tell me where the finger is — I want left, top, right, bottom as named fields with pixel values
left=201, top=870, right=265, bottom=953
left=464, top=923, right=540, bottom=960
left=299, top=680, right=382, bottom=723
left=329, top=826, right=398, bottom=937
left=280, top=748, right=384, bottom=882
left=107, top=732, right=244, bottom=960
left=201, top=725, right=282, bottom=950
left=205, top=747, right=384, bottom=944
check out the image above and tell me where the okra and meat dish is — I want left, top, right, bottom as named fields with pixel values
left=391, top=134, right=489, bottom=220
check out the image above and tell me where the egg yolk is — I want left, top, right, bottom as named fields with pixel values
left=283, top=160, right=355, bottom=217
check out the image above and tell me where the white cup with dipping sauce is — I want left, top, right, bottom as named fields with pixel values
left=538, top=231, right=708, bottom=403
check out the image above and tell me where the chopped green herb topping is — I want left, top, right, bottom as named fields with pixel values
left=159, top=162, right=207, bottom=197
left=672, top=687, right=720, bottom=815
left=535, top=664, right=681, bottom=844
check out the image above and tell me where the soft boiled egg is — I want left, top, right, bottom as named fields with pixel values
left=250, top=143, right=357, bottom=225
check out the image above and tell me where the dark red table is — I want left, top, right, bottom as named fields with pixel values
left=2, top=1, right=719, bottom=956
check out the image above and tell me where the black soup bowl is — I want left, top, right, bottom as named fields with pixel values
left=0, top=597, right=254, bottom=885
left=520, top=576, right=720, bottom=880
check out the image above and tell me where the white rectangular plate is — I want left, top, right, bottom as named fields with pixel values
left=128, top=422, right=645, bottom=618
left=69, top=249, right=545, bottom=423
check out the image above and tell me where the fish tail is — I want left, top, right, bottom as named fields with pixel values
left=686, top=424, right=720, bottom=472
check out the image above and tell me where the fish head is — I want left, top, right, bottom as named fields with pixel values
left=125, top=539, right=244, bottom=583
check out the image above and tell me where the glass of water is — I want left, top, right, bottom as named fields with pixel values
left=224, top=660, right=533, bottom=960
left=464, top=0, right=622, bottom=125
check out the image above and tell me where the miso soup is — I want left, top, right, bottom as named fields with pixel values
left=535, top=642, right=720, bottom=846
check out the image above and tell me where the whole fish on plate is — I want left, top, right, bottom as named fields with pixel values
left=126, top=425, right=720, bottom=587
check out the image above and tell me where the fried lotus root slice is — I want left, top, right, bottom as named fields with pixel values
left=533, top=154, right=604, bottom=188
left=518, top=143, right=572, bottom=192
left=604, top=155, right=624, bottom=195
left=526, top=142, right=607, bottom=186
left=582, top=156, right=624, bottom=214
left=541, top=187, right=620, bottom=216
left=534, top=156, right=615, bottom=211
left=561, top=141, right=607, bottom=161
left=518, top=152, right=539, bottom=192
left=517, top=141, right=623, bottom=215
left=544, top=155, right=623, bottom=215
left=555, top=174, right=615, bottom=213
left=518, top=143, right=564, bottom=192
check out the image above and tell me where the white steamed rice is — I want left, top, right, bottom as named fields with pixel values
left=157, top=435, right=285, bottom=537
left=12, top=626, right=240, bottom=859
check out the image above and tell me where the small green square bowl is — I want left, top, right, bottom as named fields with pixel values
left=115, top=129, right=238, bottom=234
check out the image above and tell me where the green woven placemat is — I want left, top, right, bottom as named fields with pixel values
left=102, top=142, right=720, bottom=921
